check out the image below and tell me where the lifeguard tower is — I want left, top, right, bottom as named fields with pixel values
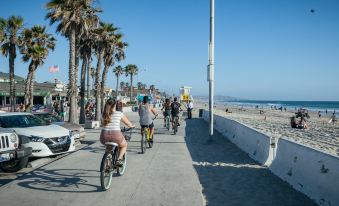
left=179, top=86, right=193, bottom=103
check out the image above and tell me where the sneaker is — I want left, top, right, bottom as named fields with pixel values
left=116, top=159, right=124, bottom=167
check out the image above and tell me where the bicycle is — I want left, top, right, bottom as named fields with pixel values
left=165, top=115, right=171, bottom=131
left=141, top=115, right=157, bottom=154
left=172, top=115, right=179, bottom=135
left=100, top=127, right=133, bottom=191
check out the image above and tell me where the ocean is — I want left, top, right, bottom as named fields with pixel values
left=217, top=100, right=339, bottom=113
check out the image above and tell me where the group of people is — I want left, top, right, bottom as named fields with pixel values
left=99, top=96, right=193, bottom=166
left=52, top=99, right=68, bottom=120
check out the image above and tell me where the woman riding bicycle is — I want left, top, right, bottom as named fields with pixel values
left=139, top=96, right=158, bottom=143
left=161, top=98, right=171, bottom=127
left=101, top=99, right=134, bottom=166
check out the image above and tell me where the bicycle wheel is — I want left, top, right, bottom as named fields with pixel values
left=100, top=152, right=114, bottom=191
left=174, top=118, right=178, bottom=135
left=148, top=132, right=153, bottom=148
left=141, top=130, right=147, bottom=154
left=117, top=152, right=127, bottom=176
left=166, top=116, right=170, bottom=130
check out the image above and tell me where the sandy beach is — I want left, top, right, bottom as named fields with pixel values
left=196, top=101, right=339, bottom=157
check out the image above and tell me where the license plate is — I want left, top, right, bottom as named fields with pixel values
left=0, top=153, right=11, bottom=162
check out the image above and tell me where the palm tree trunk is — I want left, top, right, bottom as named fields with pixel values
left=100, top=64, right=109, bottom=113
left=68, top=28, right=77, bottom=123
left=130, top=75, right=133, bottom=103
left=79, top=55, right=88, bottom=124
left=9, top=44, right=16, bottom=112
left=95, top=50, right=103, bottom=121
left=29, top=71, right=35, bottom=110
left=115, top=75, right=119, bottom=98
left=86, top=53, right=91, bottom=100
left=24, top=61, right=34, bottom=111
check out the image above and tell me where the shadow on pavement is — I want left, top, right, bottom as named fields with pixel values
left=184, top=118, right=317, bottom=206
left=17, top=168, right=101, bottom=193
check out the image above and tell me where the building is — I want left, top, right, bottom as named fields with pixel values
left=0, top=73, right=66, bottom=110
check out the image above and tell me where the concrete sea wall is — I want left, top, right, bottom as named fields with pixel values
left=202, top=110, right=339, bottom=206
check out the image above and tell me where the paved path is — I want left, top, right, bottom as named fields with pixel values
left=0, top=111, right=317, bottom=206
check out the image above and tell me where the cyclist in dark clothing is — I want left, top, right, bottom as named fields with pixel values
left=161, top=98, right=171, bottom=127
left=171, top=97, right=181, bottom=128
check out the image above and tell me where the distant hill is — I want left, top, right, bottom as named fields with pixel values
left=194, top=95, right=239, bottom=102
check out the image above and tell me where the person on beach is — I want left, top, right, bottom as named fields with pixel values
left=318, top=111, right=321, bottom=118
left=101, top=99, right=134, bottom=166
left=187, top=100, right=193, bottom=119
left=329, top=113, right=337, bottom=124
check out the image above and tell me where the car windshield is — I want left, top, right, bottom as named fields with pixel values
left=34, top=113, right=62, bottom=123
left=0, top=115, right=47, bottom=128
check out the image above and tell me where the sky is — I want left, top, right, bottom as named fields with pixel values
left=0, top=0, right=339, bottom=101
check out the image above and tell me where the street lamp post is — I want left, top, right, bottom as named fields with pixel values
left=208, top=0, right=215, bottom=137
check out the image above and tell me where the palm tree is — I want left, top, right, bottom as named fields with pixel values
left=100, top=23, right=127, bottom=112
left=125, top=64, right=138, bottom=103
left=120, top=81, right=125, bottom=92
left=137, top=82, right=143, bottom=90
left=92, top=22, right=112, bottom=120
left=46, top=0, right=100, bottom=123
left=20, top=26, right=56, bottom=111
left=0, top=17, right=6, bottom=53
left=79, top=26, right=98, bottom=124
left=0, top=16, right=24, bottom=112
left=113, top=65, right=124, bottom=97
left=90, top=66, right=95, bottom=90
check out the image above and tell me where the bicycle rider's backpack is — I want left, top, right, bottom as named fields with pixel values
left=172, top=102, right=180, bottom=114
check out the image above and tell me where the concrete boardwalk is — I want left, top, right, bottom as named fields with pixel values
left=0, top=112, right=316, bottom=206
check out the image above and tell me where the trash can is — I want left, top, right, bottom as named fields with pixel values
left=199, top=109, right=204, bottom=117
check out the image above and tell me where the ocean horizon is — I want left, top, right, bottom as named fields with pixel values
left=217, top=100, right=339, bottom=112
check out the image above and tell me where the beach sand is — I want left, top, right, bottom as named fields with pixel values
left=195, top=101, right=339, bottom=157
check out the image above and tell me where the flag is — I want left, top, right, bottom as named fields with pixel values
left=49, top=65, right=59, bottom=73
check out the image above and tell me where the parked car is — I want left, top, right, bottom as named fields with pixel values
left=0, top=113, right=76, bottom=157
left=33, top=112, right=85, bottom=141
left=0, top=128, right=32, bottom=172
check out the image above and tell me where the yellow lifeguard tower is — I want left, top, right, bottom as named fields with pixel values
left=179, top=86, right=193, bottom=103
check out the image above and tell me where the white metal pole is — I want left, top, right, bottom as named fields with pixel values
left=208, top=0, right=215, bottom=137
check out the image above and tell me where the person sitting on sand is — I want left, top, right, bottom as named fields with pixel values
left=329, top=113, right=337, bottom=124
left=290, top=116, right=308, bottom=129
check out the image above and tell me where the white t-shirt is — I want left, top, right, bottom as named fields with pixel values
left=103, top=111, right=124, bottom=131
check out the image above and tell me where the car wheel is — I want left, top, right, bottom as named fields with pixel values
left=0, top=156, right=29, bottom=173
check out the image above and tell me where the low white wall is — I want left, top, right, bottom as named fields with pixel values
left=269, top=138, right=339, bottom=206
left=202, top=110, right=275, bottom=166
left=201, top=109, right=339, bottom=206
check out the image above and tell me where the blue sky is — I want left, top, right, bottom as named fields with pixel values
left=1, top=0, right=339, bottom=101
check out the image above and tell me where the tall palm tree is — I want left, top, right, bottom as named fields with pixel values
left=92, top=22, right=112, bottom=120
left=79, top=27, right=98, bottom=124
left=46, top=0, right=100, bottom=123
left=137, top=82, right=143, bottom=90
left=90, top=66, right=95, bottom=90
left=125, top=64, right=138, bottom=103
left=0, top=17, right=6, bottom=54
left=120, top=81, right=125, bottom=92
left=20, top=25, right=56, bottom=111
left=113, top=65, right=124, bottom=97
left=100, top=23, right=127, bottom=111
left=0, top=16, right=24, bottom=112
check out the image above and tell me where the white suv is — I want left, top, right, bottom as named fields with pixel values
left=0, top=128, right=32, bottom=172
left=0, top=113, right=76, bottom=157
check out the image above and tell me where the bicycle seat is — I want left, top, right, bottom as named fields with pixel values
left=105, top=142, right=118, bottom=147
